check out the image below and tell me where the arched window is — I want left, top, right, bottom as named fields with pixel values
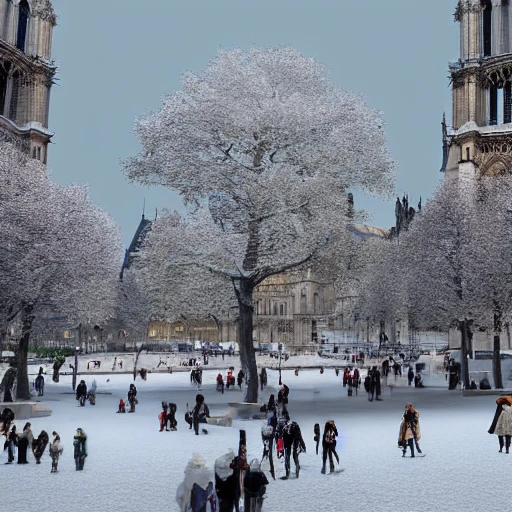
left=300, top=291, right=307, bottom=314
left=16, top=0, right=30, bottom=53
left=482, top=0, right=492, bottom=57
left=313, top=293, right=320, bottom=314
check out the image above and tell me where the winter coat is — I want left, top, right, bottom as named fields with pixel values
left=73, top=431, right=87, bottom=457
left=20, top=427, right=34, bottom=446
left=49, top=439, right=63, bottom=457
left=76, top=382, right=87, bottom=397
left=398, top=410, right=421, bottom=443
left=495, top=405, right=512, bottom=436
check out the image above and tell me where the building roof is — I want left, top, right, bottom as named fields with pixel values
left=351, top=224, right=389, bottom=239
left=119, top=214, right=153, bottom=280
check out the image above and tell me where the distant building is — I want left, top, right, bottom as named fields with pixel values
left=0, top=0, right=57, bottom=163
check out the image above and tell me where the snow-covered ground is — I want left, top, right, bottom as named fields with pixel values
left=0, top=368, right=507, bottom=512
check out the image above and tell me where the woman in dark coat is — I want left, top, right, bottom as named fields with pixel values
left=17, top=422, right=33, bottom=464
left=237, top=370, right=245, bottom=390
left=73, top=428, right=87, bottom=470
left=321, top=420, right=338, bottom=474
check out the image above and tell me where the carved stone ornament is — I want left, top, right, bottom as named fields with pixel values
left=454, top=0, right=484, bottom=22
left=31, top=0, right=57, bottom=26
left=474, top=138, right=512, bottom=175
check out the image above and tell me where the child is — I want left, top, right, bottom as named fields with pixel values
left=117, top=398, right=126, bottom=413
left=49, top=431, right=63, bottom=473
left=159, top=402, right=169, bottom=431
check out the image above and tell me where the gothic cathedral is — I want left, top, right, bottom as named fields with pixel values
left=442, top=0, right=512, bottom=179
left=0, top=0, right=56, bottom=164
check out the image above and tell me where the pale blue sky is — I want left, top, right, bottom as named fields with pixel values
left=48, top=0, right=459, bottom=248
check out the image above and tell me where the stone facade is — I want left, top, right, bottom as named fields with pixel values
left=0, top=0, right=56, bottom=163
left=442, top=0, right=512, bottom=180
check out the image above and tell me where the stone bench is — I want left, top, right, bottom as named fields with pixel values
left=0, top=401, right=52, bottom=419
left=227, top=402, right=266, bottom=420
left=206, top=415, right=232, bottom=427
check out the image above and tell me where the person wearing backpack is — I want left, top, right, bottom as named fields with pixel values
left=282, top=420, right=306, bottom=479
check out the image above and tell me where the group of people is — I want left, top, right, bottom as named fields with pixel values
left=75, top=379, right=97, bottom=406
left=261, top=383, right=306, bottom=481
left=363, top=367, right=383, bottom=401
left=216, top=368, right=246, bottom=393
left=158, top=402, right=178, bottom=431
left=1, top=409, right=86, bottom=472
left=342, top=367, right=360, bottom=396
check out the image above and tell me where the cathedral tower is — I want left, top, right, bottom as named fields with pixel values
left=442, top=0, right=512, bottom=179
left=0, top=0, right=56, bottom=163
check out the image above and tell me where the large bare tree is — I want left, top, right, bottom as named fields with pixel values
left=124, top=47, right=395, bottom=402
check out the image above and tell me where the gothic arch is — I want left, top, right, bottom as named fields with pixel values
left=480, top=154, right=512, bottom=176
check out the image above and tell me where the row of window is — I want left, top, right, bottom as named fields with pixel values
left=255, top=293, right=323, bottom=315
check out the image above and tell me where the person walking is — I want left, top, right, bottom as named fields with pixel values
left=371, top=366, right=382, bottom=401
left=321, top=420, right=339, bottom=474
left=237, top=369, right=245, bottom=390
left=398, top=404, right=422, bottom=457
left=17, top=422, right=33, bottom=464
left=260, top=367, right=267, bottom=391
left=73, top=427, right=87, bottom=471
left=282, top=420, right=306, bottom=479
left=407, top=367, right=414, bottom=386
left=489, top=395, right=512, bottom=453
left=49, top=432, right=63, bottom=473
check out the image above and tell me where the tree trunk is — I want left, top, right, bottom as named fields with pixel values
left=16, top=304, right=35, bottom=400
left=493, top=310, right=504, bottom=389
left=237, top=278, right=258, bottom=403
left=459, top=319, right=470, bottom=390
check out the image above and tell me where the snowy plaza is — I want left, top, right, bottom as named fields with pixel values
left=1, top=366, right=508, bottom=512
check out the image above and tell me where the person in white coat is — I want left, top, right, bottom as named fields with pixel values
left=49, top=431, right=63, bottom=473
left=495, top=404, right=512, bottom=453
